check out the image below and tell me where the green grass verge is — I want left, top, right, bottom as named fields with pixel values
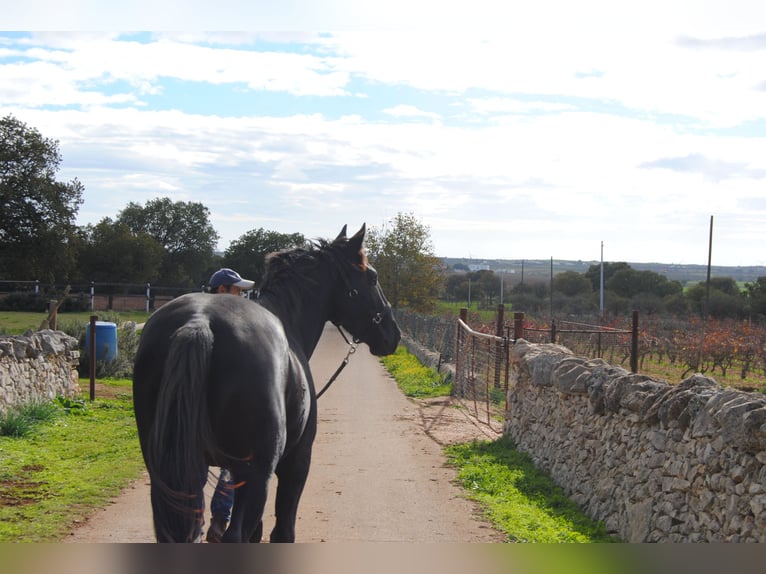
left=0, top=379, right=144, bottom=542
left=380, top=346, right=452, bottom=398
left=380, top=344, right=618, bottom=543
left=445, top=438, right=618, bottom=543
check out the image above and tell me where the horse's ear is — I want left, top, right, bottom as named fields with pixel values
left=335, top=225, right=348, bottom=242
left=347, top=224, right=366, bottom=254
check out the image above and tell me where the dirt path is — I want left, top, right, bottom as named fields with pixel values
left=66, top=324, right=504, bottom=543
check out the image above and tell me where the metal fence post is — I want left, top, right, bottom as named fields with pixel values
left=456, top=308, right=468, bottom=396
left=494, top=305, right=504, bottom=389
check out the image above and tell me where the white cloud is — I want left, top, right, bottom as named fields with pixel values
left=2, top=14, right=766, bottom=267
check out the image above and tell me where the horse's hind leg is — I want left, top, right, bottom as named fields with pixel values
left=221, top=469, right=270, bottom=543
left=270, top=446, right=312, bottom=543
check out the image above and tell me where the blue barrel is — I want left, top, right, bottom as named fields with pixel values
left=85, top=321, right=118, bottom=362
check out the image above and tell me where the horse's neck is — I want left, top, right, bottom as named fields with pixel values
left=258, top=291, right=329, bottom=358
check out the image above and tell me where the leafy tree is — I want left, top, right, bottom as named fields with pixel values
left=117, top=197, right=219, bottom=286
left=365, top=212, right=445, bottom=312
left=444, top=272, right=470, bottom=302
left=222, top=228, right=306, bottom=286
left=744, top=277, right=766, bottom=318
left=0, top=115, right=84, bottom=281
left=584, top=262, right=631, bottom=292
left=474, top=270, right=501, bottom=307
left=77, top=218, right=164, bottom=284
left=686, top=277, right=746, bottom=319
left=508, top=280, right=550, bottom=316
left=552, top=271, right=593, bottom=297
left=607, top=268, right=681, bottom=299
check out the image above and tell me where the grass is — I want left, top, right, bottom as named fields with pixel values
left=0, top=310, right=150, bottom=335
left=0, top=379, right=144, bottom=542
left=436, top=300, right=498, bottom=322
left=0, top=400, right=60, bottom=438
left=445, top=438, right=617, bottom=543
left=380, top=346, right=452, bottom=398
left=379, top=346, right=617, bottom=543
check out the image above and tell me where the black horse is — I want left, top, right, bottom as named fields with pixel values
left=132, top=225, right=400, bottom=542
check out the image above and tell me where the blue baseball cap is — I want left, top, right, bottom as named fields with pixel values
left=209, top=268, right=255, bottom=290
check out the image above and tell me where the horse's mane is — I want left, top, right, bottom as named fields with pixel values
left=259, top=237, right=366, bottom=298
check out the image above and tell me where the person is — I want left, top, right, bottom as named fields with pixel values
left=208, top=267, right=255, bottom=297
left=205, top=267, right=255, bottom=543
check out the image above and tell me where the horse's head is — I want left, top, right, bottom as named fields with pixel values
left=329, top=224, right=401, bottom=356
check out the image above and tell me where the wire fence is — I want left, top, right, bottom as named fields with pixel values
left=394, top=308, right=459, bottom=364
left=395, top=306, right=640, bottom=433
left=454, top=317, right=509, bottom=433
left=520, top=312, right=638, bottom=372
left=0, top=280, right=197, bottom=312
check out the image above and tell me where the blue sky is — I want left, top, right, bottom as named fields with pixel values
left=3, top=1, right=766, bottom=267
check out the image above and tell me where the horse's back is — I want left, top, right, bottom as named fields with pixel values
left=133, top=292, right=304, bottom=464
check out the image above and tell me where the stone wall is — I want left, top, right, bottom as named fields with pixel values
left=0, top=330, right=81, bottom=416
left=505, top=339, right=766, bottom=542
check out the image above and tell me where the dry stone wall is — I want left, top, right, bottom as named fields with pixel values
left=0, top=330, right=81, bottom=416
left=505, top=339, right=766, bottom=542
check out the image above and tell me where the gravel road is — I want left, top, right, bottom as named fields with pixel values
left=66, top=323, right=503, bottom=543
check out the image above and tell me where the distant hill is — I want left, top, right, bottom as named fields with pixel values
left=441, top=257, right=766, bottom=285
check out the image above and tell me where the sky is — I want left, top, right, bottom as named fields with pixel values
left=2, top=1, right=766, bottom=267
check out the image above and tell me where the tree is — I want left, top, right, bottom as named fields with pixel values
left=77, top=218, right=164, bottom=284
left=117, top=197, right=219, bottom=286
left=0, top=115, right=84, bottom=281
left=472, top=269, right=501, bottom=308
left=552, top=271, right=593, bottom=297
left=686, top=277, right=746, bottom=319
left=365, top=212, right=444, bottom=312
left=607, top=267, right=681, bottom=299
left=508, top=280, right=549, bottom=316
left=444, top=272, right=470, bottom=302
left=745, top=277, right=766, bottom=319
left=222, top=228, right=306, bottom=285
left=584, top=262, right=631, bottom=292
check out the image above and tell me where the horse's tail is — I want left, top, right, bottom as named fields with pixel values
left=145, top=317, right=216, bottom=542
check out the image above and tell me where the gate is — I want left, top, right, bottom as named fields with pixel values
left=453, top=306, right=511, bottom=432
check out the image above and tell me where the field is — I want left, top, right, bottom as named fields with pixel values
left=0, top=311, right=150, bottom=335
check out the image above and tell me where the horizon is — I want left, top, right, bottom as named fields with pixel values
left=2, top=2, right=765, bottom=267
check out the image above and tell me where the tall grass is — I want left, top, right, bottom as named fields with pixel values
left=0, top=399, right=61, bottom=438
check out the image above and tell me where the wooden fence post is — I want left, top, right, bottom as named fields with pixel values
left=513, top=312, right=524, bottom=341
left=89, top=315, right=97, bottom=401
left=631, top=310, right=639, bottom=373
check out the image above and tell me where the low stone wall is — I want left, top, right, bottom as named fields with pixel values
left=505, top=339, right=766, bottom=542
left=400, top=333, right=456, bottom=382
left=0, top=330, right=81, bottom=416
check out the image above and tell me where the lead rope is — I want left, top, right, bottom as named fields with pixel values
left=316, top=325, right=357, bottom=399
